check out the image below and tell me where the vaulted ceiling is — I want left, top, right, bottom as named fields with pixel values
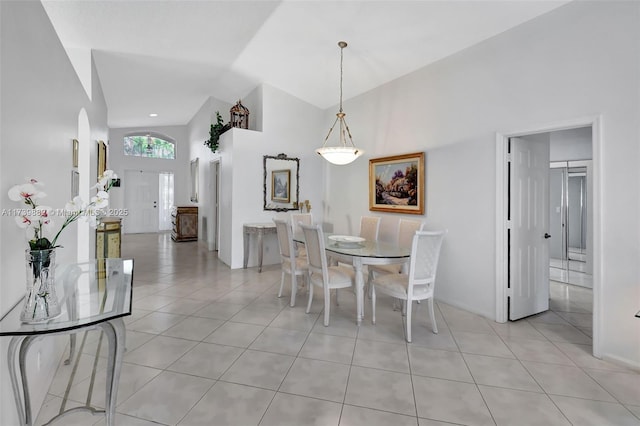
left=42, top=0, right=570, bottom=128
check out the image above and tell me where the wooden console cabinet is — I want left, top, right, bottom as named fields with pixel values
left=96, top=217, right=122, bottom=258
left=171, top=206, right=198, bottom=242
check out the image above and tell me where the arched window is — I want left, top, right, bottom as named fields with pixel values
left=124, top=134, right=176, bottom=159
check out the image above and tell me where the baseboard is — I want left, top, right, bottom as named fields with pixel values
left=435, top=296, right=495, bottom=322
left=600, top=353, right=640, bottom=373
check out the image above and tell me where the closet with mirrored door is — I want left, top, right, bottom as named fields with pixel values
left=549, top=160, right=593, bottom=288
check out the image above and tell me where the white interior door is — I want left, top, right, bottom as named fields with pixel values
left=124, top=170, right=159, bottom=233
left=509, top=137, right=550, bottom=320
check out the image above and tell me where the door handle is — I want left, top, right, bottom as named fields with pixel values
left=544, top=233, right=551, bottom=239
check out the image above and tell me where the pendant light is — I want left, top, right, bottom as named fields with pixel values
left=145, top=134, right=154, bottom=155
left=316, top=41, right=363, bottom=165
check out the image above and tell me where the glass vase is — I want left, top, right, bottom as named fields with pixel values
left=21, top=249, right=61, bottom=323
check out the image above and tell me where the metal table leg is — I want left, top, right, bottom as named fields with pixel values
left=8, top=335, right=27, bottom=425
left=257, top=230, right=264, bottom=272
left=243, top=227, right=249, bottom=269
left=98, top=318, right=125, bottom=426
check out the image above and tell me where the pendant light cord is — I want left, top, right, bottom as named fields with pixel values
left=339, top=44, right=344, bottom=113
left=318, top=40, right=360, bottom=157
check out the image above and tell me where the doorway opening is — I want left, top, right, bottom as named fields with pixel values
left=496, top=116, right=601, bottom=358
left=208, top=160, right=220, bottom=251
left=549, top=159, right=593, bottom=289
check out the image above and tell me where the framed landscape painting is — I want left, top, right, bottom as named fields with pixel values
left=271, top=169, right=291, bottom=203
left=369, top=152, right=424, bottom=214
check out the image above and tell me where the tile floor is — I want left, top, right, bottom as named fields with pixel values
left=36, top=233, right=640, bottom=426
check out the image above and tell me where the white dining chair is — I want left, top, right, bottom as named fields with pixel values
left=301, top=223, right=355, bottom=326
left=274, top=219, right=309, bottom=307
left=290, top=212, right=313, bottom=235
left=368, top=219, right=425, bottom=282
left=370, top=230, right=446, bottom=343
left=359, top=216, right=381, bottom=241
left=336, top=215, right=381, bottom=275
left=290, top=212, right=313, bottom=257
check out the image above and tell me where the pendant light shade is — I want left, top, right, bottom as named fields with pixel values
left=316, top=41, right=363, bottom=165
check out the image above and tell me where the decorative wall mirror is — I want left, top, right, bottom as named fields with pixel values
left=263, top=153, right=299, bottom=212
left=190, top=158, right=199, bottom=202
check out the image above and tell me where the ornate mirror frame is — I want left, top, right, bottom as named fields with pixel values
left=263, top=153, right=300, bottom=212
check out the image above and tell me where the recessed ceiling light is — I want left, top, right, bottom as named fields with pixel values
left=149, top=113, right=158, bottom=117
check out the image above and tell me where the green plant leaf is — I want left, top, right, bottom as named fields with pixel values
left=204, top=111, right=225, bottom=153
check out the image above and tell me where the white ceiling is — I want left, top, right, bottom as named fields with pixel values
left=42, top=0, right=570, bottom=128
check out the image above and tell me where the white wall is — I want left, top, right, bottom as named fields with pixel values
left=550, top=127, right=592, bottom=162
left=324, top=1, right=639, bottom=366
left=108, top=125, right=190, bottom=233
left=187, top=96, right=233, bottom=245
left=260, top=84, right=325, bottom=228
left=187, top=86, right=325, bottom=269
left=0, top=1, right=109, bottom=424
left=242, top=85, right=263, bottom=132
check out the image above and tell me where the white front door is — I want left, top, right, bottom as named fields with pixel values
left=124, top=170, right=159, bottom=233
left=509, top=137, right=550, bottom=320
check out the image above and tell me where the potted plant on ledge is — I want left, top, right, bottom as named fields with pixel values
left=204, top=111, right=230, bottom=153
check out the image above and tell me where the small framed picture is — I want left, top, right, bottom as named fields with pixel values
left=71, top=170, right=79, bottom=197
left=369, top=152, right=425, bottom=214
left=72, top=139, right=79, bottom=168
left=271, top=169, right=290, bottom=203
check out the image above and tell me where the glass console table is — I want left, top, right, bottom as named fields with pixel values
left=0, top=259, right=133, bottom=426
left=243, top=223, right=277, bottom=272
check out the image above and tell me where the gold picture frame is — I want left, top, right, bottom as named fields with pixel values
left=190, top=158, right=199, bottom=202
left=271, top=169, right=291, bottom=203
left=72, top=139, right=79, bottom=168
left=369, top=152, right=425, bottom=215
left=97, top=140, right=107, bottom=177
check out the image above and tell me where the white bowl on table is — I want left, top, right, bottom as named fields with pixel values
left=328, top=235, right=365, bottom=248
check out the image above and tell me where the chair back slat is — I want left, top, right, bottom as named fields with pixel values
left=360, top=216, right=381, bottom=241
left=290, top=213, right=313, bottom=236
left=397, top=219, right=424, bottom=248
left=409, top=230, right=446, bottom=289
left=300, top=223, right=326, bottom=274
left=274, top=219, right=294, bottom=260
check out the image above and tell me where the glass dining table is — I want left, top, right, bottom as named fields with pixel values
left=294, top=233, right=411, bottom=325
left=0, top=259, right=133, bottom=426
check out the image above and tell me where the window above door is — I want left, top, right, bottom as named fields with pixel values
left=124, top=134, right=175, bottom=159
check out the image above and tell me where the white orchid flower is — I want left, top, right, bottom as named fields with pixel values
left=90, top=191, right=109, bottom=209
left=15, top=214, right=34, bottom=228
left=81, top=205, right=100, bottom=227
left=102, top=170, right=117, bottom=180
left=9, top=172, right=117, bottom=249
left=65, top=196, right=86, bottom=213
left=27, top=178, right=44, bottom=186
left=34, top=205, right=53, bottom=218
left=8, top=183, right=42, bottom=202
left=95, top=170, right=118, bottom=191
